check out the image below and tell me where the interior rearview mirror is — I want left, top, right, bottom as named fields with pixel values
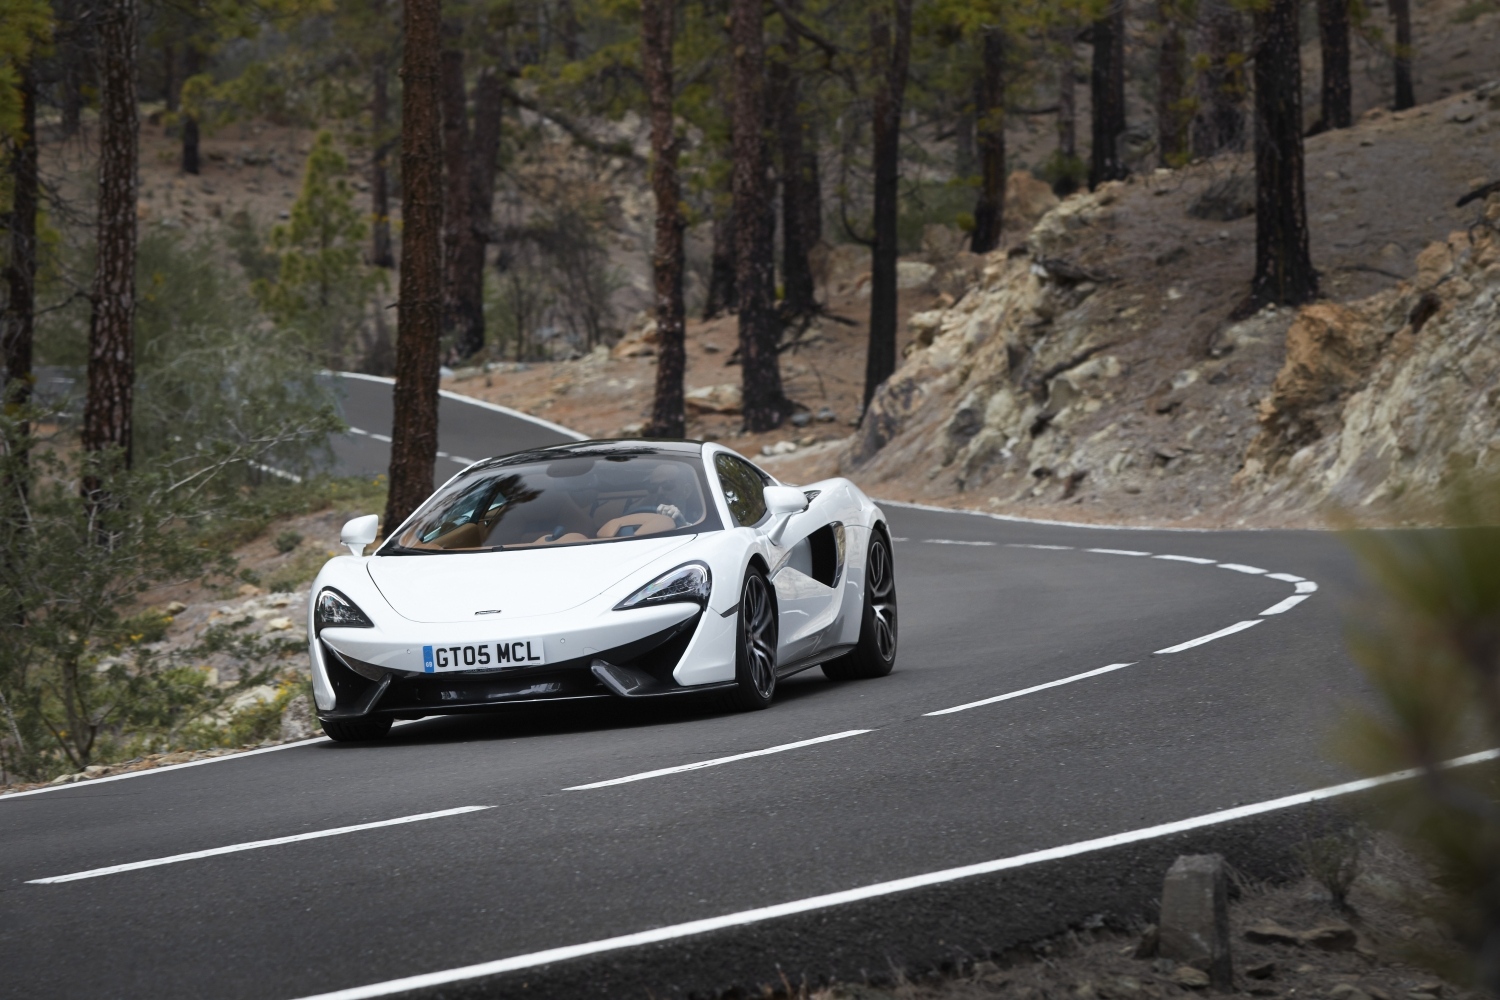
left=341, top=514, right=380, bottom=557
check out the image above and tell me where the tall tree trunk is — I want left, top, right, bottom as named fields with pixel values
left=641, top=0, right=686, bottom=439
left=3, top=63, right=38, bottom=436
left=800, top=128, right=822, bottom=249
left=384, top=0, right=444, bottom=534
left=439, top=40, right=471, bottom=353
left=1088, top=0, right=1127, bottom=189
left=58, top=0, right=88, bottom=138
left=776, top=9, right=816, bottom=319
left=704, top=192, right=736, bottom=319
left=1389, top=0, right=1415, bottom=110
left=731, top=0, right=786, bottom=431
left=1057, top=40, right=1076, bottom=160
left=180, top=45, right=202, bottom=175
left=451, top=69, right=502, bottom=361
left=862, top=0, right=912, bottom=410
left=1246, top=0, right=1318, bottom=313
left=371, top=50, right=395, bottom=268
left=162, top=42, right=176, bottom=110
left=1156, top=0, right=1189, bottom=166
left=1315, top=0, right=1352, bottom=131
left=83, top=0, right=139, bottom=488
left=1192, top=3, right=1246, bottom=157
left=970, top=25, right=1006, bottom=254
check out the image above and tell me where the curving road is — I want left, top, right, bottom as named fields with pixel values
left=0, top=375, right=1373, bottom=1000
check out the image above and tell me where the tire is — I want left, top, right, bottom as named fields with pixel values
left=725, top=566, right=779, bottom=711
left=822, top=530, right=897, bottom=681
left=320, top=716, right=393, bottom=742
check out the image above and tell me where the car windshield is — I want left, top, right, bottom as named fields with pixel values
left=383, top=452, right=722, bottom=553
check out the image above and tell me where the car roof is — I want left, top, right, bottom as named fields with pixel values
left=475, top=438, right=706, bottom=470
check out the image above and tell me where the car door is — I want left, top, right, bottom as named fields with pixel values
left=713, top=453, right=839, bottom=665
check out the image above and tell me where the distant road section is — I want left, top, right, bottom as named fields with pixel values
left=320, top=372, right=585, bottom=487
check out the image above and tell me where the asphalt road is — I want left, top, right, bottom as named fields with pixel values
left=319, top=372, right=585, bottom=487
left=0, top=377, right=1375, bottom=1000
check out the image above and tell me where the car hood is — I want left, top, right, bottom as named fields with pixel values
left=365, top=536, right=700, bottom=623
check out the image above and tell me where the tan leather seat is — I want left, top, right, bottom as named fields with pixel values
left=431, top=522, right=485, bottom=549
left=528, top=531, right=589, bottom=546
left=597, top=512, right=675, bottom=538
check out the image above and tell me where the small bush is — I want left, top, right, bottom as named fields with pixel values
left=274, top=530, right=303, bottom=554
left=1296, top=826, right=1365, bottom=914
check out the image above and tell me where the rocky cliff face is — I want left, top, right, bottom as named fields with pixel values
left=1237, top=196, right=1500, bottom=515
left=837, top=167, right=1500, bottom=526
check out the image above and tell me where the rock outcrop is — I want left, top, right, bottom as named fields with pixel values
left=1237, top=195, right=1500, bottom=513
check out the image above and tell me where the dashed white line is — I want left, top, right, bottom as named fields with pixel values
left=26, top=806, right=493, bottom=884
left=920, top=538, right=997, bottom=547
left=450, top=455, right=475, bottom=465
left=1153, top=554, right=1216, bottom=565
left=1295, top=581, right=1318, bottom=593
left=1007, top=543, right=1074, bottom=551
left=1260, top=595, right=1310, bottom=615
left=1218, top=563, right=1268, bottom=575
left=1155, top=619, right=1262, bottom=654
left=924, top=664, right=1136, bottom=716
left=1086, top=548, right=1151, bottom=557
left=564, top=731, right=872, bottom=790
left=1266, top=572, right=1305, bottom=583
left=284, top=748, right=1500, bottom=1000
left=370, top=432, right=392, bottom=443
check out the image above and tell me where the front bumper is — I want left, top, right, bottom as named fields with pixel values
left=315, top=609, right=719, bottom=719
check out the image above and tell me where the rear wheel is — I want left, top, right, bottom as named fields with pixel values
left=320, top=716, right=393, bottom=742
left=726, top=567, right=779, bottom=711
left=822, top=531, right=897, bottom=681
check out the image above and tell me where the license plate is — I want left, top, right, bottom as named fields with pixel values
left=422, top=640, right=546, bottom=673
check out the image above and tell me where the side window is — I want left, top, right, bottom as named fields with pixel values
left=714, top=454, right=770, bottom=527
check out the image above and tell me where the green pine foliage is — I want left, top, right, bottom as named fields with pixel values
left=253, top=131, right=383, bottom=366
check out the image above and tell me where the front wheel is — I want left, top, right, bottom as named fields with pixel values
left=823, top=531, right=897, bottom=681
left=320, top=716, right=393, bottom=742
left=725, top=567, right=779, bottom=711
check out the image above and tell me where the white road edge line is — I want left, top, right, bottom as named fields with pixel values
left=924, top=664, right=1136, bottom=716
left=1153, top=554, right=1216, bottom=565
left=27, top=806, right=493, bottom=884
left=1155, top=619, right=1262, bottom=654
left=329, top=371, right=590, bottom=442
left=0, top=720, right=424, bottom=802
left=1086, top=548, right=1151, bottom=557
left=1007, top=543, right=1074, bottom=551
left=1260, top=595, right=1310, bottom=615
left=877, top=498, right=1216, bottom=533
left=564, top=731, right=872, bottom=790
left=1219, top=563, right=1268, bottom=575
left=285, top=749, right=1500, bottom=1000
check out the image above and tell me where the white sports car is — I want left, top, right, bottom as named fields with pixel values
left=307, top=440, right=898, bottom=741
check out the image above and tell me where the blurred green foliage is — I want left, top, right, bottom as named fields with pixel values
left=1343, top=479, right=1500, bottom=992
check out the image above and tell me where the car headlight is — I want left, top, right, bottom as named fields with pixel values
left=315, top=588, right=374, bottom=634
left=614, top=562, right=711, bottom=611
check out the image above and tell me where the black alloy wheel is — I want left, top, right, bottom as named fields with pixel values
left=320, top=716, right=394, bottom=742
left=822, top=531, right=898, bottom=681
left=727, top=567, right=779, bottom=710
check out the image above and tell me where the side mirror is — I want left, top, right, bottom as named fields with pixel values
left=763, top=486, right=809, bottom=517
left=340, top=514, right=380, bottom=557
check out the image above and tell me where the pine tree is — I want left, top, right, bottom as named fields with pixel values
left=83, top=0, right=140, bottom=491
left=1088, top=0, right=1127, bottom=187
left=863, top=0, right=913, bottom=410
left=1245, top=0, right=1317, bottom=313
left=732, top=0, right=787, bottom=431
left=384, top=0, right=444, bottom=534
left=642, top=0, right=686, bottom=439
left=254, top=131, right=379, bottom=365
left=1314, top=0, right=1352, bottom=131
